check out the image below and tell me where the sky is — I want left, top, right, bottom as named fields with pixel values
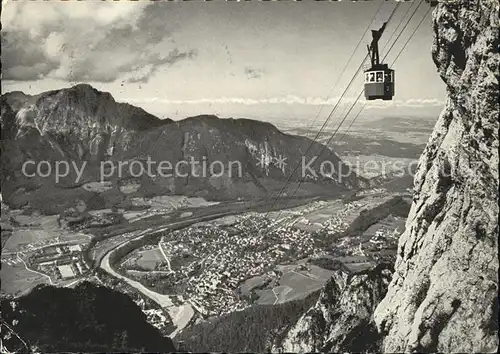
left=1, top=0, right=447, bottom=125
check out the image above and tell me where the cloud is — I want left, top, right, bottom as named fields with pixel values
left=364, top=98, right=446, bottom=109
left=121, top=96, right=445, bottom=108
left=244, top=66, right=264, bottom=80
left=121, top=49, right=197, bottom=83
left=1, top=1, right=196, bottom=83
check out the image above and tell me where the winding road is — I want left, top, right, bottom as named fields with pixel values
left=158, top=241, right=173, bottom=273
left=97, top=210, right=242, bottom=337
left=95, top=198, right=319, bottom=337
left=102, top=250, right=175, bottom=307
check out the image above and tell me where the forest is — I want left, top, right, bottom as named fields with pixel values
left=0, top=282, right=176, bottom=353
left=175, top=290, right=320, bottom=352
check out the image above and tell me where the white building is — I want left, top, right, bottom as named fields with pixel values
left=69, top=244, right=82, bottom=253
left=58, top=264, right=75, bottom=278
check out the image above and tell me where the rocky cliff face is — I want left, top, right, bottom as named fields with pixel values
left=374, top=1, right=499, bottom=352
left=3, top=84, right=171, bottom=160
left=274, top=264, right=393, bottom=353
left=270, top=2, right=498, bottom=353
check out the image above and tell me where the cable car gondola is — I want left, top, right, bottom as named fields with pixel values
left=364, top=64, right=395, bottom=101
left=364, top=22, right=395, bottom=101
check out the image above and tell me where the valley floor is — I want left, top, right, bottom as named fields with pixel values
left=1, top=186, right=409, bottom=338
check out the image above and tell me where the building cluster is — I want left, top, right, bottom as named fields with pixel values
left=122, top=196, right=404, bottom=318
left=323, top=204, right=402, bottom=261
left=154, top=217, right=321, bottom=316
left=133, top=200, right=388, bottom=316
left=357, top=188, right=387, bottom=196
left=28, top=243, right=89, bottom=281
left=319, top=201, right=364, bottom=233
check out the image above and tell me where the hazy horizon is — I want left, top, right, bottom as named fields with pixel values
left=2, top=81, right=444, bottom=128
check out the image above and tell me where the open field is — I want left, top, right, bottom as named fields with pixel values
left=3, top=227, right=90, bottom=254
left=134, top=248, right=165, bottom=271
left=2, top=212, right=91, bottom=254
left=0, top=262, right=49, bottom=296
left=254, top=264, right=334, bottom=305
left=343, top=261, right=375, bottom=273
left=193, top=215, right=242, bottom=227
left=272, top=286, right=293, bottom=303
left=59, top=233, right=91, bottom=243
left=82, top=181, right=113, bottom=193
left=119, top=182, right=141, bottom=194
left=3, top=229, right=55, bottom=252
left=289, top=201, right=345, bottom=232
left=122, top=211, right=147, bottom=221
left=239, top=274, right=273, bottom=297
left=362, top=214, right=406, bottom=238
left=277, top=265, right=333, bottom=301
left=303, top=264, right=335, bottom=279
left=88, top=209, right=113, bottom=216
left=130, top=196, right=220, bottom=210
left=254, top=288, right=279, bottom=305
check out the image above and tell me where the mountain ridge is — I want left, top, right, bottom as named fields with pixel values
left=0, top=84, right=361, bottom=214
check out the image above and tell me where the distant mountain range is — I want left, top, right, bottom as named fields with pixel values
left=0, top=84, right=362, bottom=214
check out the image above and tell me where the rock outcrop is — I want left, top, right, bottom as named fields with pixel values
left=274, top=263, right=393, bottom=353
left=373, top=1, right=499, bottom=352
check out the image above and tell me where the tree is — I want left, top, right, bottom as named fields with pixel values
left=120, top=331, right=129, bottom=349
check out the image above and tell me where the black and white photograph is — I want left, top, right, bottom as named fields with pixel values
left=0, top=0, right=498, bottom=352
